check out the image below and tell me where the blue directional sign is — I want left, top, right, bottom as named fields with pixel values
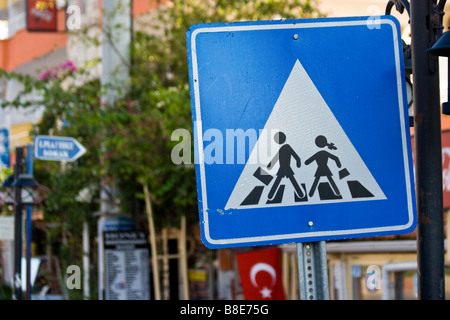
left=0, top=128, right=10, bottom=168
left=34, top=135, right=86, bottom=162
left=187, top=16, right=416, bottom=248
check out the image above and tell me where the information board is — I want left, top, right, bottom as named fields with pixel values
left=104, top=231, right=150, bottom=300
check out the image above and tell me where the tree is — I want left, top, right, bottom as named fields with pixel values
left=106, top=0, right=325, bottom=226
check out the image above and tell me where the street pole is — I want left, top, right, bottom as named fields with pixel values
left=410, top=0, right=445, bottom=299
left=12, top=147, right=24, bottom=300
left=297, top=241, right=329, bottom=300
left=82, top=220, right=90, bottom=300
left=25, top=144, right=33, bottom=300
left=98, top=0, right=131, bottom=300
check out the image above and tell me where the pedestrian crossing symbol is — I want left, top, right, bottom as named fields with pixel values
left=226, top=60, right=386, bottom=210
left=187, top=16, right=417, bottom=248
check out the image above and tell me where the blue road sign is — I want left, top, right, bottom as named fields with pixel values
left=187, top=16, right=416, bottom=248
left=34, top=135, right=86, bottom=162
left=0, top=129, right=10, bottom=168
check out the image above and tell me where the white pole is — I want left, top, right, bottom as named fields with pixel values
left=97, top=216, right=104, bottom=300
left=99, top=0, right=131, bottom=300
left=101, top=0, right=131, bottom=104
left=82, top=220, right=90, bottom=300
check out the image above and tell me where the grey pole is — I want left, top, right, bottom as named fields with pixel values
left=297, top=241, right=329, bottom=300
left=410, top=0, right=445, bottom=300
left=12, top=147, right=24, bottom=300
left=98, top=0, right=131, bottom=300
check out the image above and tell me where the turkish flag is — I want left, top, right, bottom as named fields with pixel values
left=236, top=247, right=285, bottom=300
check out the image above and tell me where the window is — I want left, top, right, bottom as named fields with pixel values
left=0, top=20, right=8, bottom=39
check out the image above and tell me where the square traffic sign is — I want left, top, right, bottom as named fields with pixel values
left=187, top=16, right=416, bottom=248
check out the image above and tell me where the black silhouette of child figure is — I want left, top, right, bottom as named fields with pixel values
left=267, top=132, right=305, bottom=200
left=305, top=135, right=342, bottom=198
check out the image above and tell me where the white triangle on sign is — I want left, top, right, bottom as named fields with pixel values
left=225, top=59, right=386, bottom=210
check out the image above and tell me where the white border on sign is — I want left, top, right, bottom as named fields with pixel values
left=190, top=18, right=414, bottom=246
left=34, top=135, right=86, bottom=162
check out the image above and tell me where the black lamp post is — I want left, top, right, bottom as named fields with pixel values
left=428, top=29, right=450, bottom=114
left=1, top=148, right=41, bottom=300
left=410, top=0, right=446, bottom=300
left=1, top=174, right=15, bottom=205
left=11, top=174, right=40, bottom=204
left=387, top=0, right=447, bottom=300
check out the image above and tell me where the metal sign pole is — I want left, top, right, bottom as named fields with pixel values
left=297, top=241, right=329, bottom=300
left=13, top=147, right=24, bottom=300
left=410, top=0, right=445, bottom=300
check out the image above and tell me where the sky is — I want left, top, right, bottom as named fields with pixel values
left=319, top=0, right=409, bottom=26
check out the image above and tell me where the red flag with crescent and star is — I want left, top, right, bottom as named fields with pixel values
left=236, top=247, right=285, bottom=300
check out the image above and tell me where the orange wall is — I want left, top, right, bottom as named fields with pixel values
left=133, top=0, right=159, bottom=16
left=410, top=114, right=450, bottom=136
left=0, top=31, right=67, bottom=72
left=442, top=115, right=450, bottom=131
left=0, top=9, right=67, bottom=72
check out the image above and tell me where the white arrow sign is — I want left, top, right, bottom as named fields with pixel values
left=34, top=135, right=86, bottom=162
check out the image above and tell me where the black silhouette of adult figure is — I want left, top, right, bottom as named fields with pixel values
left=267, top=132, right=304, bottom=200
left=305, top=135, right=342, bottom=198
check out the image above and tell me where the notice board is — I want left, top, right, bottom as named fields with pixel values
left=104, top=231, right=150, bottom=300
